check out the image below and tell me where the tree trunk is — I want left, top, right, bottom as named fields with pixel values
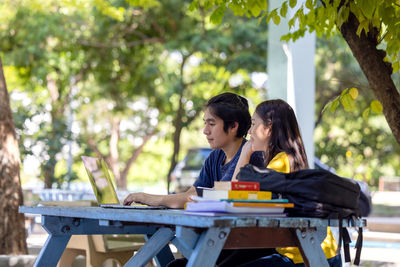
left=166, top=55, right=192, bottom=193
left=340, top=13, right=400, bottom=144
left=108, top=117, right=122, bottom=188
left=167, top=93, right=184, bottom=193
left=87, top=119, right=155, bottom=190
left=120, top=131, right=155, bottom=190
left=42, top=73, right=68, bottom=189
left=0, top=57, right=28, bottom=254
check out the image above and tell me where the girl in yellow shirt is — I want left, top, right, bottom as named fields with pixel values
left=232, top=99, right=341, bottom=267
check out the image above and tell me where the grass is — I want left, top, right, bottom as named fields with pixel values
left=371, top=204, right=400, bottom=217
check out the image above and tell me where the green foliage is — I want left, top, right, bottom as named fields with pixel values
left=94, top=0, right=125, bottom=21
left=322, top=87, right=359, bottom=113
left=190, top=0, right=400, bottom=74
left=2, top=0, right=267, bottom=188
left=315, top=35, right=400, bottom=184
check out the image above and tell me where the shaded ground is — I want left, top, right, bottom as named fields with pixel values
left=372, top=204, right=400, bottom=217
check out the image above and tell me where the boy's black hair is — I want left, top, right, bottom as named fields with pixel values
left=206, top=92, right=251, bottom=138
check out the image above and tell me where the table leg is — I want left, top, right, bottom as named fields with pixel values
left=34, top=234, right=71, bottom=267
left=186, top=227, right=231, bottom=267
left=145, top=233, right=175, bottom=267
left=124, top=227, right=175, bottom=267
left=295, top=227, right=329, bottom=267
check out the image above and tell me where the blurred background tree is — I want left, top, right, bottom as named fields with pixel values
left=0, top=0, right=397, bottom=192
left=0, top=0, right=266, bottom=192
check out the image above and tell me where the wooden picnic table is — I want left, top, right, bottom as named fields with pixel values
left=19, top=206, right=366, bottom=267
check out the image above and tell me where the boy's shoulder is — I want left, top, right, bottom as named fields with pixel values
left=206, top=148, right=225, bottom=161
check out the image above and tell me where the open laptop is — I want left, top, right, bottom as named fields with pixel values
left=81, top=156, right=166, bottom=209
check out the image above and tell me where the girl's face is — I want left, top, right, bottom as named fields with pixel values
left=249, top=112, right=270, bottom=151
left=202, top=107, right=237, bottom=149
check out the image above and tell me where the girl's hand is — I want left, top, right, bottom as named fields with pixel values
left=241, top=139, right=255, bottom=160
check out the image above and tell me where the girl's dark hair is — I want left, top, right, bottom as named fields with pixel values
left=206, top=92, right=251, bottom=138
left=255, top=99, right=309, bottom=171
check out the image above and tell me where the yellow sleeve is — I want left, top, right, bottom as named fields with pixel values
left=267, top=152, right=290, bottom=173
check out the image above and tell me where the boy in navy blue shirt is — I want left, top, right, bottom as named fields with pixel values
left=124, top=92, right=263, bottom=208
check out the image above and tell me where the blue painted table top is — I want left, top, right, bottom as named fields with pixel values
left=19, top=206, right=366, bottom=228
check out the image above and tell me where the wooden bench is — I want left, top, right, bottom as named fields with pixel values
left=57, top=234, right=146, bottom=267
left=34, top=201, right=148, bottom=267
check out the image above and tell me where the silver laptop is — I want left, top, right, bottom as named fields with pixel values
left=81, top=156, right=166, bottom=209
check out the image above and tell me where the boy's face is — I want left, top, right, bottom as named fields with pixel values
left=202, top=108, right=236, bottom=149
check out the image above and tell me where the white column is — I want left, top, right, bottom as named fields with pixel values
left=266, top=0, right=316, bottom=167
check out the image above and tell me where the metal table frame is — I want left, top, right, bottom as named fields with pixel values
left=19, top=206, right=365, bottom=267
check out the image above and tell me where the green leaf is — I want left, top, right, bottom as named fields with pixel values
left=289, top=0, right=297, bottom=9
left=349, top=87, right=358, bottom=99
left=370, top=100, right=383, bottom=114
left=210, top=5, right=227, bottom=24
left=356, top=19, right=370, bottom=36
left=322, top=95, right=340, bottom=114
left=337, top=6, right=349, bottom=28
left=322, top=100, right=331, bottom=114
left=228, top=2, right=246, bottom=16
left=332, top=0, right=341, bottom=9
left=393, top=61, right=399, bottom=73
left=94, top=0, right=125, bottom=21
left=340, top=93, right=355, bottom=111
left=349, top=1, right=362, bottom=19
left=340, top=88, right=349, bottom=96
left=280, top=1, right=288, bottom=17
left=288, top=16, right=296, bottom=29
left=248, top=0, right=267, bottom=17
left=188, top=1, right=198, bottom=11
left=359, top=0, right=376, bottom=19
left=362, top=108, right=370, bottom=120
left=267, top=8, right=278, bottom=24
left=305, top=0, right=313, bottom=10
left=258, top=12, right=268, bottom=24
left=329, top=97, right=340, bottom=113
left=272, top=12, right=281, bottom=25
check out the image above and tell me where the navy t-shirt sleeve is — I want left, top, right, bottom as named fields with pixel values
left=193, top=151, right=218, bottom=188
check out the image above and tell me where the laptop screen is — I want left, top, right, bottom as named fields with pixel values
left=81, top=156, right=120, bottom=205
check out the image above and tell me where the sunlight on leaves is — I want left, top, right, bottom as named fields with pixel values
left=362, top=108, right=370, bottom=120
left=210, top=5, right=226, bottom=24
left=370, top=100, right=383, bottom=114
left=349, top=87, right=358, bottom=99
left=340, top=93, right=355, bottom=111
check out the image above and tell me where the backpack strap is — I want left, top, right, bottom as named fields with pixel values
left=336, top=216, right=352, bottom=263
left=353, top=227, right=363, bottom=265
left=336, top=217, right=343, bottom=255
left=342, top=227, right=351, bottom=262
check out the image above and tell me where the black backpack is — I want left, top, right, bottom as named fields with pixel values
left=237, top=164, right=365, bottom=265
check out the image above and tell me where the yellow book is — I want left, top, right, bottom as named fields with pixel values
left=202, top=190, right=271, bottom=200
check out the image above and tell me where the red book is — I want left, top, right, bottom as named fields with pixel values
left=214, top=181, right=260, bottom=191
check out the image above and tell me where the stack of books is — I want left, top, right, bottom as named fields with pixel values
left=185, top=181, right=293, bottom=216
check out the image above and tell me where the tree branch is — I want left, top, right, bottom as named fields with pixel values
left=87, top=137, right=107, bottom=159
left=340, top=12, right=400, bottom=144
left=77, top=37, right=165, bottom=48
left=121, top=131, right=155, bottom=180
